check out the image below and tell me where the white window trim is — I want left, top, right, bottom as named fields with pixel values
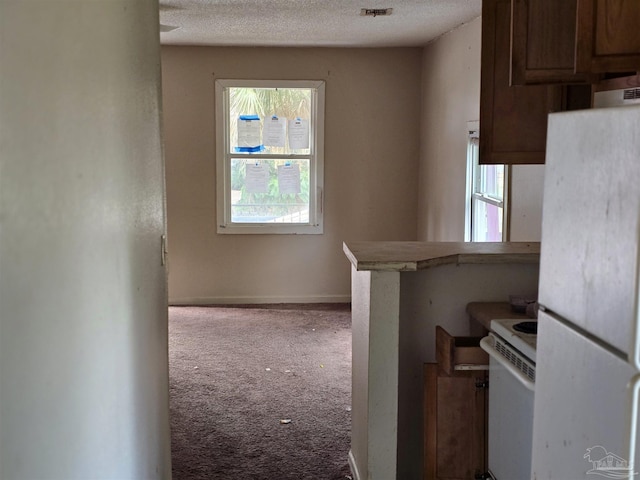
left=464, top=121, right=478, bottom=242
left=465, top=120, right=509, bottom=242
left=215, top=79, right=325, bottom=234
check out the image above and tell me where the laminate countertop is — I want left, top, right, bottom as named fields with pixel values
left=466, top=301, right=532, bottom=331
left=343, top=241, right=540, bottom=272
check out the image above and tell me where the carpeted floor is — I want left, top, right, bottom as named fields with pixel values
left=169, top=304, right=353, bottom=480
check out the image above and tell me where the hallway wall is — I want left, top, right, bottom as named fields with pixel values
left=0, top=2, right=171, bottom=478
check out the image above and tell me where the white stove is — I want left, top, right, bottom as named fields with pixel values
left=481, top=318, right=538, bottom=480
left=490, top=318, right=537, bottom=362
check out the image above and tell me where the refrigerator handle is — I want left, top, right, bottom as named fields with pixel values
left=629, top=373, right=640, bottom=474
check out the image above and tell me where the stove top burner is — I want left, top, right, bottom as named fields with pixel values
left=513, top=321, right=538, bottom=335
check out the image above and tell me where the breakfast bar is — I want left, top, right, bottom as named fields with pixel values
left=343, top=241, right=540, bottom=480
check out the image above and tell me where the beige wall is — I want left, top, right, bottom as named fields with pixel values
left=162, top=47, right=422, bottom=304
left=418, top=17, right=482, bottom=241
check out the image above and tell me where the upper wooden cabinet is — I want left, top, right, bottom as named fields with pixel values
left=480, top=0, right=563, bottom=164
left=511, top=0, right=593, bottom=84
left=511, top=0, right=640, bottom=85
left=575, top=0, right=640, bottom=73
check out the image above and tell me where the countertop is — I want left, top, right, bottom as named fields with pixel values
left=466, top=301, right=532, bottom=331
left=343, top=241, right=540, bottom=272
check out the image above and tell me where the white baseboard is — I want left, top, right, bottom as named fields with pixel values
left=169, top=294, right=351, bottom=306
left=348, top=450, right=361, bottom=480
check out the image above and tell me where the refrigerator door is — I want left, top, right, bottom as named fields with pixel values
left=531, top=311, right=638, bottom=480
left=539, top=106, right=640, bottom=355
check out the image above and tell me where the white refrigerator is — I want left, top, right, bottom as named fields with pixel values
left=531, top=105, right=640, bottom=479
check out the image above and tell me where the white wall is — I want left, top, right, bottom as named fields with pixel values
left=162, top=47, right=422, bottom=304
left=0, top=2, right=171, bottom=478
left=418, top=17, right=482, bottom=241
left=418, top=17, right=545, bottom=242
left=510, top=165, right=545, bottom=241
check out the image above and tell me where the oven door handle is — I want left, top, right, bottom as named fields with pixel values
left=480, top=336, right=535, bottom=392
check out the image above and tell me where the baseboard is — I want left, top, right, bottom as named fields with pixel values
left=169, top=294, right=352, bottom=306
left=348, top=450, right=361, bottom=480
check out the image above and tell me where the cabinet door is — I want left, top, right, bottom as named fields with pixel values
left=424, top=364, right=488, bottom=480
left=480, top=0, right=563, bottom=164
left=575, top=0, right=640, bottom=73
left=511, top=0, right=593, bottom=85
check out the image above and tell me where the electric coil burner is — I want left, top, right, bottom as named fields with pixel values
left=513, top=321, right=538, bottom=335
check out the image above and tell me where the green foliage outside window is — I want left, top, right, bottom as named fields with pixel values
left=228, top=87, right=312, bottom=222
left=230, top=158, right=310, bottom=221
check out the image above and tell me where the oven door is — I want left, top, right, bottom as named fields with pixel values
left=480, top=334, right=535, bottom=480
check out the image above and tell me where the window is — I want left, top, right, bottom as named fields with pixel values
left=465, top=121, right=508, bottom=242
left=215, top=79, right=325, bottom=234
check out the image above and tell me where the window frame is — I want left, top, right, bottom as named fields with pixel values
left=215, top=79, right=325, bottom=234
left=465, top=121, right=509, bottom=242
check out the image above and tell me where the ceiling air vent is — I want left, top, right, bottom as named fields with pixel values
left=360, top=8, right=393, bottom=17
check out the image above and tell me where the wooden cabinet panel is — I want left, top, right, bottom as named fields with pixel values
left=576, top=0, right=640, bottom=73
left=480, top=0, right=563, bottom=164
left=424, top=364, right=488, bottom=480
left=562, top=84, right=593, bottom=111
left=511, top=0, right=593, bottom=85
left=425, top=328, right=489, bottom=480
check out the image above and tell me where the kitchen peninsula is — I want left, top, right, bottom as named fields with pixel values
left=343, top=241, right=540, bottom=480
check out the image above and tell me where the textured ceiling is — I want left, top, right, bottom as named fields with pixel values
left=159, top=0, right=482, bottom=47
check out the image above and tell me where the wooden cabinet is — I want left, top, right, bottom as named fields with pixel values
left=511, top=0, right=640, bottom=85
left=511, top=0, right=593, bottom=85
left=483, top=0, right=640, bottom=163
left=480, top=0, right=563, bottom=164
left=575, top=0, right=640, bottom=73
left=424, top=327, right=489, bottom=480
